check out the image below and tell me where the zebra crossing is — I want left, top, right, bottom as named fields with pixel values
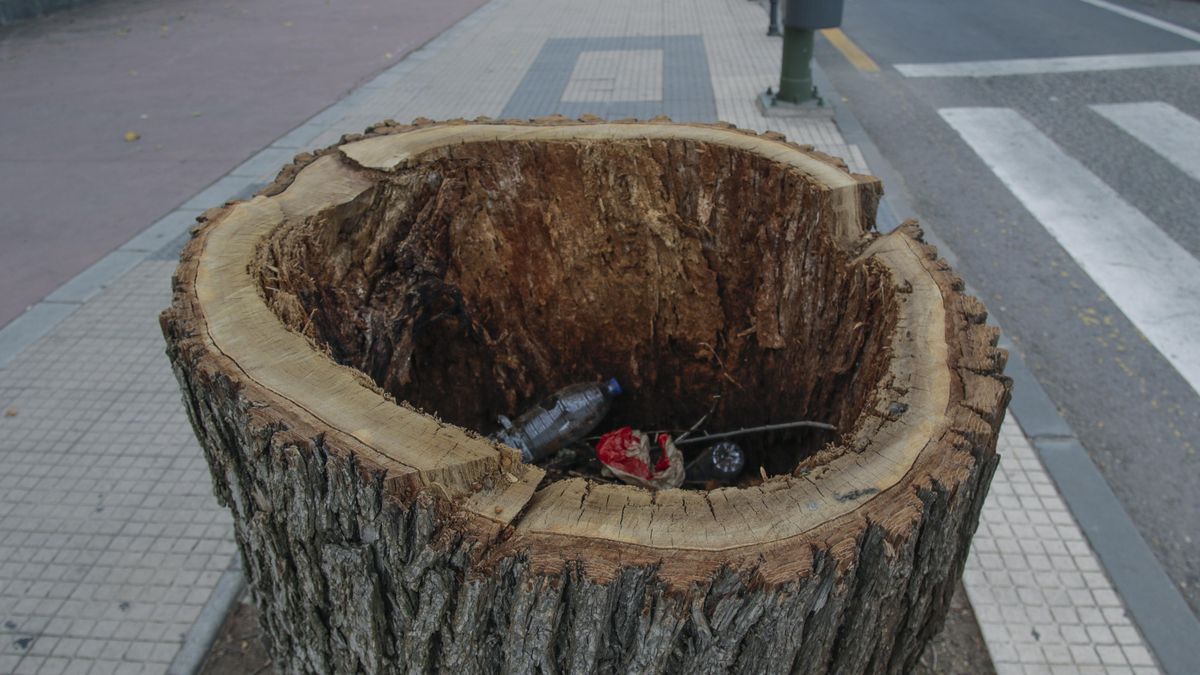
left=939, top=101, right=1200, bottom=401
left=1091, top=102, right=1200, bottom=183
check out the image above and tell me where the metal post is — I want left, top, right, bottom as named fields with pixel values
left=759, top=0, right=840, bottom=113
left=767, top=0, right=781, bottom=36
left=775, top=26, right=815, bottom=104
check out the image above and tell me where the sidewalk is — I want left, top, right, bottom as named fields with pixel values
left=0, top=0, right=1169, bottom=673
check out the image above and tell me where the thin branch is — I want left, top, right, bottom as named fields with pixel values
left=677, top=393, right=721, bottom=444
left=675, top=420, right=836, bottom=446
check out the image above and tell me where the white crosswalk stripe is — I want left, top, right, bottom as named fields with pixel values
left=896, top=50, right=1200, bottom=78
left=940, top=106, right=1200, bottom=399
left=1092, top=101, right=1200, bottom=183
left=1075, top=0, right=1200, bottom=45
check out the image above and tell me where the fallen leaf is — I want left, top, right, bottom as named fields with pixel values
left=124, top=131, right=141, bottom=142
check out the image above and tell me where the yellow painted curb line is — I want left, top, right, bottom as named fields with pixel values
left=821, top=28, right=881, bottom=73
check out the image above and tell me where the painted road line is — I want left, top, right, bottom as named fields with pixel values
left=895, top=50, right=1200, bottom=77
left=1076, top=0, right=1200, bottom=45
left=820, top=28, right=880, bottom=73
left=1093, top=101, right=1200, bottom=183
left=940, top=107, right=1200, bottom=400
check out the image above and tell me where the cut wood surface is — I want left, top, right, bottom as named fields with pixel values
left=162, top=116, right=1010, bottom=674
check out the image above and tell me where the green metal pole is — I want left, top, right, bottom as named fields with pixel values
left=776, top=26, right=815, bottom=103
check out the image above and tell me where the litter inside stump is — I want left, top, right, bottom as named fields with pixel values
left=490, top=380, right=837, bottom=490
left=487, top=379, right=622, bottom=463
left=684, top=441, right=745, bottom=484
left=596, top=427, right=685, bottom=490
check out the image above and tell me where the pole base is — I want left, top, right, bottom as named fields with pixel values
left=756, top=88, right=833, bottom=118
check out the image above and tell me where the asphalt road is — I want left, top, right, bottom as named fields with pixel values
left=0, top=0, right=486, bottom=329
left=817, top=0, right=1200, bottom=615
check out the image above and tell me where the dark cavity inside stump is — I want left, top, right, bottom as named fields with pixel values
left=255, top=136, right=896, bottom=481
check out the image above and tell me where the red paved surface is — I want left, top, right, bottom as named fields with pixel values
left=0, top=0, right=486, bottom=328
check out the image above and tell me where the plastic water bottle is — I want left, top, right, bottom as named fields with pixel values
left=492, top=379, right=622, bottom=463
left=685, top=441, right=746, bottom=482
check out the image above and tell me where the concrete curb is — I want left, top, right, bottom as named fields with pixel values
left=165, top=556, right=245, bottom=675
left=813, top=55, right=1200, bottom=675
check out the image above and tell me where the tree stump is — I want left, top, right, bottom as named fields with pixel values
left=161, top=117, right=1010, bottom=674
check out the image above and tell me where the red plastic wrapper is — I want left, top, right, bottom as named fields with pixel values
left=595, top=427, right=684, bottom=490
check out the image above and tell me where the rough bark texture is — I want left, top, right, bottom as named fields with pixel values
left=161, top=117, right=1010, bottom=674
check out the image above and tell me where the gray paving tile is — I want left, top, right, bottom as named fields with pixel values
left=500, top=35, right=717, bottom=121
left=0, top=262, right=234, bottom=675
left=118, top=210, right=203, bottom=255
left=177, top=175, right=260, bottom=212
left=269, top=121, right=328, bottom=151
left=0, top=303, right=79, bottom=370
left=965, top=417, right=1161, bottom=674
left=227, top=147, right=300, bottom=182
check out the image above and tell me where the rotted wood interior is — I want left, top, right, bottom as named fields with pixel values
left=254, top=133, right=896, bottom=481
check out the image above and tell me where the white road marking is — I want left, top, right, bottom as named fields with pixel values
left=1075, top=0, right=1200, bottom=45
left=940, top=107, right=1200, bottom=398
left=895, top=50, right=1200, bottom=77
left=1092, top=101, right=1200, bottom=183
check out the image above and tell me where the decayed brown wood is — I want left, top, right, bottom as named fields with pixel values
left=161, top=116, right=1010, bottom=674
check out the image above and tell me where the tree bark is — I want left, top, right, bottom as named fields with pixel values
left=161, top=117, right=1010, bottom=674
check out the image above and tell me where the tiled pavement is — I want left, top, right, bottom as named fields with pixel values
left=969, top=419, right=1158, bottom=675
left=0, top=263, right=236, bottom=675
left=0, top=0, right=1175, bottom=672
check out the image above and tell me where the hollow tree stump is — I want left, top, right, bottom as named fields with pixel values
left=161, top=117, right=1010, bottom=674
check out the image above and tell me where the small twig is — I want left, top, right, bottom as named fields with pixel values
left=677, top=393, right=721, bottom=444
left=675, top=420, right=836, bottom=446
left=300, top=308, right=317, bottom=336
left=678, top=415, right=710, bottom=443
left=699, top=341, right=742, bottom=390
